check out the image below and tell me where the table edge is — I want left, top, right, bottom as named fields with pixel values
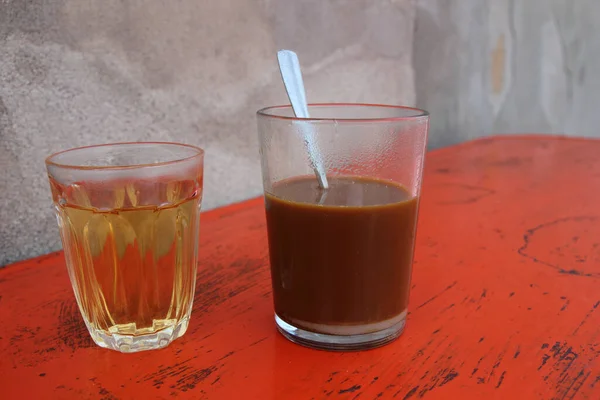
left=2, top=133, right=592, bottom=269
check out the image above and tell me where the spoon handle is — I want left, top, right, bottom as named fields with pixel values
left=277, top=50, right=310, bottom=118
left=277, top=50, right=329, bottom=189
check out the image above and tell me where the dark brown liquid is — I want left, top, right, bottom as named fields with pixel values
left=265, top=176, right=419, bottom=333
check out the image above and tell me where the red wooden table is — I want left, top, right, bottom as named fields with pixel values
left=2, top=135, right=600, bottom=399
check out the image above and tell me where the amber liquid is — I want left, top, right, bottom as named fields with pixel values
left=265, top=176, right=419, bottom=334
left=50, top=178, right=201, bottom=338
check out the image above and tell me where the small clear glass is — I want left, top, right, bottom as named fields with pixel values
left=46, top=142, right=204, bottom=353
left=257, top=104, right=429, bottom=350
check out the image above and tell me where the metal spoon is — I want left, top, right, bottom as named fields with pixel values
left=277, top=50, right=329, bottom=190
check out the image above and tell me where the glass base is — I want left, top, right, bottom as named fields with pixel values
left=275, top=311, right=406, bottom=351
left=88, top=317, right=190, bottom=353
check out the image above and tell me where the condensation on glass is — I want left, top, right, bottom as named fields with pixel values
left=257, top=104, right=429, bottom=350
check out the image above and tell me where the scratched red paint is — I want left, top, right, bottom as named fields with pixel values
left=2, top=135, right=600, bottom=399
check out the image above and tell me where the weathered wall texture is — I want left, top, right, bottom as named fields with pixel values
left=1, top=0, right=600, bottom=264
left=414, top=0, right=600, bottom=148
left=0, top=0, right=415, bottom=265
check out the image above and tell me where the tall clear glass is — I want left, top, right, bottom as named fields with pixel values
left=46, top=142, right=204, bottom=353
left=257, top=104, right=429, bottom=350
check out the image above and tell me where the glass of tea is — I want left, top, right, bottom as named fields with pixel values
left=45, top=142, right=204, bottom=353
left=257, top=104, right=429, bottom=350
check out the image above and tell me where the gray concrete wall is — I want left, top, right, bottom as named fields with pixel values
left=414, top=0, right=600, bottom=148
left=0, top=0, right=415, bottom=265
left=1, top=0, right=599, bottom=265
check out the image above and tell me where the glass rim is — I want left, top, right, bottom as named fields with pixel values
left=45, top=141, right=204, bottom=171
left=256, top=103, right=429, bottom=122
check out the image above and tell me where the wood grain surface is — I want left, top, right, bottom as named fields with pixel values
left=2, top=135, right=600, bottom=399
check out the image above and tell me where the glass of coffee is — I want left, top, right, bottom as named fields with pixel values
left=46, top=142, right=204, bottom=352
left=257, top=104, right=429, bottom=350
